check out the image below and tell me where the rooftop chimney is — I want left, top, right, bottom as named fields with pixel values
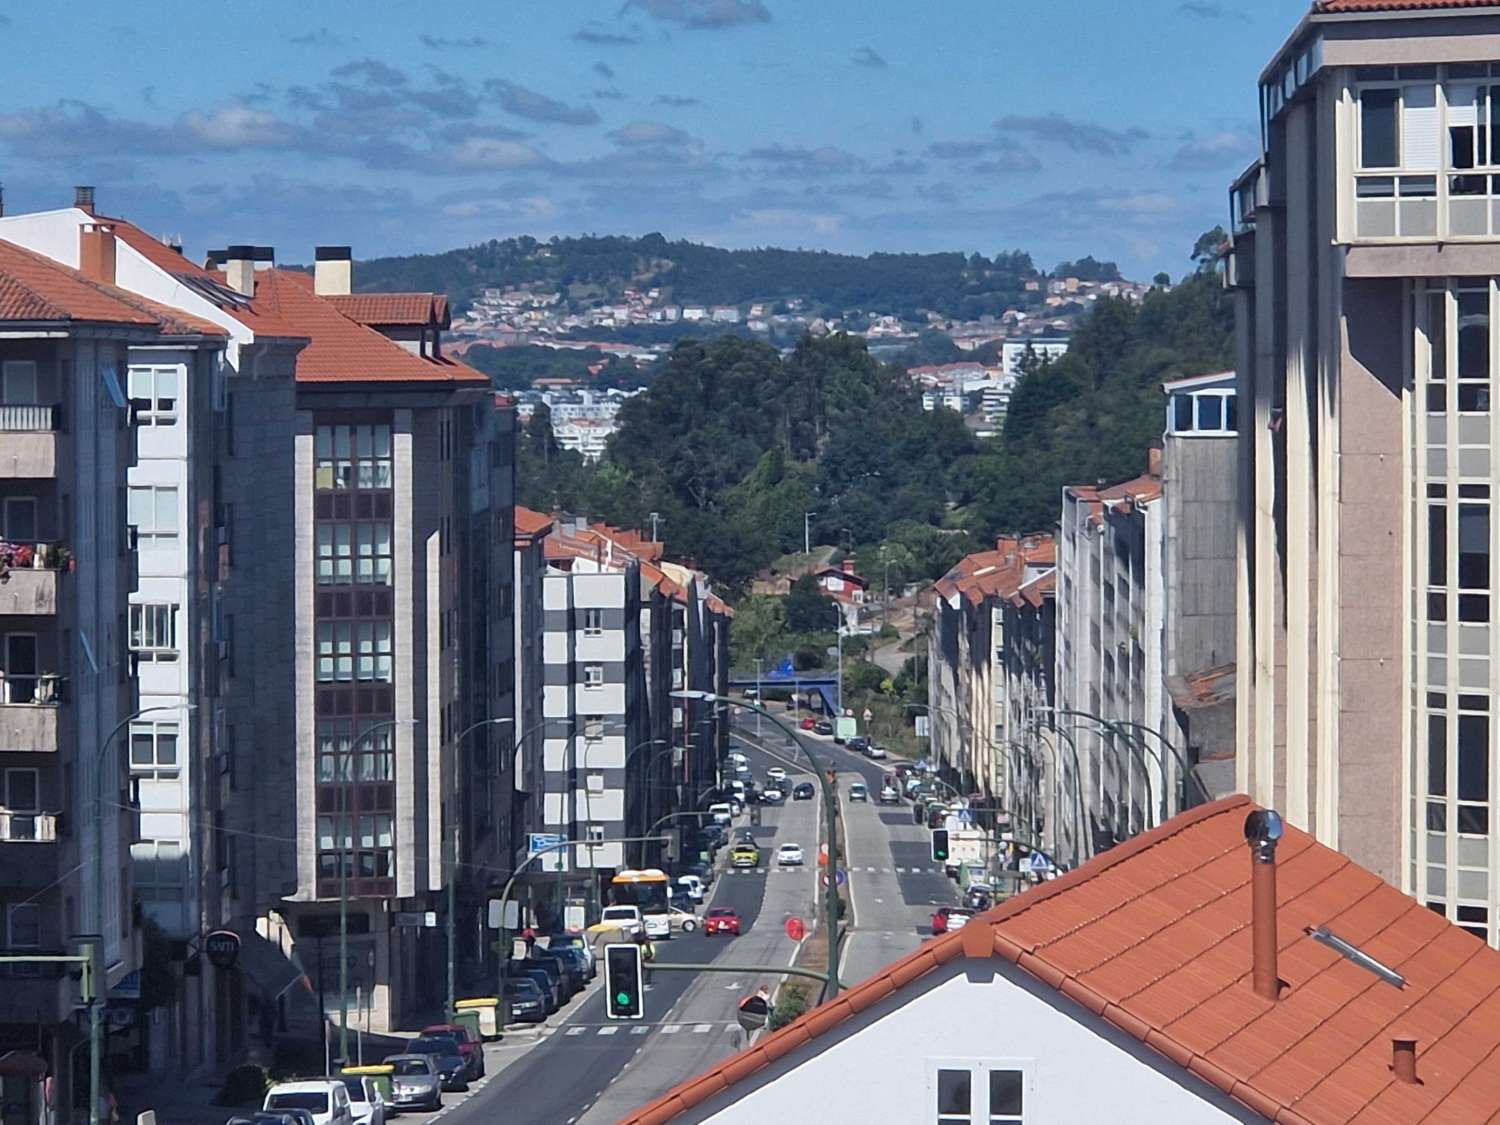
left=73, top=185, right=95, bottom=215
left=224, top=244, right=256, bottom=297
left=314, top=245, right=352, bottom=296
left=1392, top=1038, right=1420, bottom=1085
left=79, top=222, right=117, bottom=286
left=841, top=558, right=856, bottom=575
left=1148, top=446, right=1163, bottom=477
left=1245, top=809, right=1284, bottom=1002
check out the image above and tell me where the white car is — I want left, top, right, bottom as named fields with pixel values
left=675, top=874, right=705, bottom=902
left=668, top=904, right=701, bottom=933
left=339, top=1075, right=387, bottom=1125
left=766, top=766, right=788, bottom=782
left=264, top=1080, right=355, bottom=1125
left=596, top=904, right=644, bottom=936
left=762, top=786, right=784, bottom=802
left=776, top=843, right=805, bottom=866
left=865, top=745, right=888, bottom=760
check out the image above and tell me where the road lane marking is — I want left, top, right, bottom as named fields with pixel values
left=631, top=1026, right=649, bottom=1035
left=599, top=1026, right=618, bottom=1036
left=566, top=1027, right=586, bottom=1036
left=693, top=1024, right=712, bottom=1033
left=662, top=1024, right=681, bottom=1034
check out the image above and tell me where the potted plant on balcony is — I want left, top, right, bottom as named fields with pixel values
left=40, top=543, right=72, bottom=571
left=0, top=541, right=35, bottom=583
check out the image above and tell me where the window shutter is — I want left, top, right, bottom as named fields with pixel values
left=1404, top=85, right=1439, bottom=170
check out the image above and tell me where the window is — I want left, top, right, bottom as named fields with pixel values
left=129, top=604, right=178, bottom=661
left=583, top=608, right=604, bottom=636
left=1360, top=87, right=1400, bottom=168
left=127, top=365, right=179, bottom=424
left=1, top=361, right=38, bottom=405
left=6, top=903, right=40, bottom=948
left=127, top=485, right=179, bottom=544
left=2, top=498, right=36, bottom=542
left=130, top=839, right=185, bottom=893
left=584, top=664, right=605, bottom=690
left=988, top=1070, right=1024, bottom=1124
left=937, top=1069, right=971, bottom=1124
left=583, top=716, right=606, bottom=742
left=130, top=723, right=179, bottom=776
left=934, top=1064, right=1025, bottom=1124
left=315, top=424, right=393, bottom=491
left=585, top=823, right=605, bottom=845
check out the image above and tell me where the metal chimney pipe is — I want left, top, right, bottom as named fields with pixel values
left=1392, top=1038, right=1419, bottom=1084
left=1244, top=809, right=1284, bottom=1001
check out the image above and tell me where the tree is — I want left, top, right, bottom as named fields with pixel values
left=1191, top=226, right=1228, bottom=274
left=784, top=574, right=838, bottom=634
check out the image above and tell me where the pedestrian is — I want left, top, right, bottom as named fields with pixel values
left=522, top=925, right=537, bottom=955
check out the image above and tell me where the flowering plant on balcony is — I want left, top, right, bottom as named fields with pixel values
left=0, top=541, right=35, bottom=583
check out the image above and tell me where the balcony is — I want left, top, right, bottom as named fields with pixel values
left=0, top=676, right=62, bottom=752
left=0, top=405, right=60, bottom=479
left=0, top=547, right=64, bottom=615
left=0, top=810, right=57, bottom=842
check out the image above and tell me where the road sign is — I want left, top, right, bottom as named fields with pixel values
left=395, top=911, right=437, bottom=928
left=784, top=917, right=806, bottom=941
left=957, top=809, right=974, bottom=826
left=1024, top=852, right=1055, bottom=874
left=204, top=929, right=240, bottom=970
left=862, top=708, right=873, bottom=724
left=528, top=833, right=564, bottom=855
left=819, top=868, right=848, bottom=888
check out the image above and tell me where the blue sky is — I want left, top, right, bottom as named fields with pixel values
left=0, top=0, right=1309, bottom=279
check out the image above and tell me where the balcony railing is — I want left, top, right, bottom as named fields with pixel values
left=0, top=674, right=64, bottom=705
left=0, top=405, right=60, bottom=433
left=0, top=810, right=57, bottom=842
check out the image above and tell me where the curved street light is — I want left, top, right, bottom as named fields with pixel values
left=1057, top=711, right=1165, bottom=835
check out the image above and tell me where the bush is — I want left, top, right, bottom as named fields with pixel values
left=215, top=1063, right=270, bottom=1106
left=768, top=983, right=810, bottom=1031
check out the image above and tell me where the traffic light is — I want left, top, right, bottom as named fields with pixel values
left=604, top=943, right=644, bottom=1020
left=931, top=828, right=950, bottom=863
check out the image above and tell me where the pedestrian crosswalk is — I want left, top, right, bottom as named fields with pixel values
left=726, top=865, right=945, bottom=876
left=560, top=1022, right=736, bottom=1038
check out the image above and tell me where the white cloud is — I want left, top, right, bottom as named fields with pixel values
left=444, top=136, right=552, bottom=170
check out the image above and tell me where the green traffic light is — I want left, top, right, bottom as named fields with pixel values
left=616, top=992, right=630, bottom=1005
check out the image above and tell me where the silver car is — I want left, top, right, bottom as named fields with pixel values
left=384, top=1054, right=443, bottom=1113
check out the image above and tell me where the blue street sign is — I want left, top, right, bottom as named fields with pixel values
left=528, top=833, right=564, bottom=856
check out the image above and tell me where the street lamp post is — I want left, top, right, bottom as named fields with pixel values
left=90, top=703, right=192, bottom=1125
left=679, top=690, right=843, bottom=1001
left=803, top=511, right=816, bottom=557
left=1056, top=710, right=1168, bottom=830
left=834, top=607, right=844, bottom=717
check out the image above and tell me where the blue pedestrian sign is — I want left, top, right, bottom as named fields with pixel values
left=957, top=809, right=973, bottom=826
left=1024, top=852, right=1054, bottom=874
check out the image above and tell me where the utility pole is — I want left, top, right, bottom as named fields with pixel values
left=649, top=511, right=662, bottom=543
left=803, top=511, right=815, bottom=557
left=753, top=658, right=763, bottom=738
left=835, top=606, right=844, bottom=716
left=881, top=548, right=892, bottom=632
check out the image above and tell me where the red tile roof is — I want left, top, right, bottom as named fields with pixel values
left=0, top=239, right=226, bottom=336
left=625, top=795, right=1500, bottom=1125
left=327, top=292, right=449, bottom=328
left=514, top=506, right=554, bottom=539
left=247, top=271, right=487, bottom=385
left=931, top=534, right=1054, bottom=607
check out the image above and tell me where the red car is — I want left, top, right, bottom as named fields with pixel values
left=799, top=717, right=818, bottom=730
left=930, top=906, right=974, bottom=936
left=704, top=907, right=742, bottom=936
left=421, top=1022, right=485, bottom=1079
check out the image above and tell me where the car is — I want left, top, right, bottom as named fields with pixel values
left=229, top=1113, right=318, bottom=1125
left=799, top=717, right=818, bottom=730
left=709, top=802, right=734, bottom=825
left=931, top=906, right=975, bottom=935
left=504, top=976, right=548, bottom=1023
left=704, top=907, right=742, bottom=936
left=408, top=1037, right=470, bottom=1092
left=337, top=1075, right=387, bottom=1125
left=846, top=736, right=869, bottom=753
left=674, top=874, right=705, bottom=903
left=546, top=931, right=597, bottom=976
left=729, top=750, right=749, bottom=766
left=776, top=842, right=804, bottom=866
left=766, top=765, right=788, bottom=782
left=684, top=859, right=715, bottom=886
left=507, top=964, right=561, bottom=1013
left=529, top=948, right=585, bottom=995
left=865, top=744, right=888, bottom=760
left=384, top=1055, right=443, bottom=1113
left=597, top=904, right=644, bottom=936
left=849, top=782, right=869, bottom=802
left=731, top=843, right=761, bottom=867
left=514, top=954, right=572, bottom=1001
left=668, top=904, right=701, bottom=933
left=761, top=786, right=784, bottom=804
left=792, top=781, right=815, bottom=801
left=879, top=784, right=900, bottom=803
left=420, top=1023, right=484, bottom=1080
left=263, top=1081, right=355, bottom=1125
left=814, top=720, right=834, bottom=736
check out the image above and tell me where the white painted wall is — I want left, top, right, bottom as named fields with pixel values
left=696, top=959, right=1250, bottom=1125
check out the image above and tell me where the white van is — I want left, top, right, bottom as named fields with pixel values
left=598, top=904, right=643, bottom=936
left=709, top=802, right=733, bottom=825
left=264, top=1080, right=355, bottom=1125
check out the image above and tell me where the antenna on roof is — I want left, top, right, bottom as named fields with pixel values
left=1305, top=926, right=1407, bottom=989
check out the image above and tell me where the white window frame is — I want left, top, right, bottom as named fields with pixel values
left=127, top=364, right=180, bottom=425
left=928, top=1059, right=1029, bottom=1125
left=130, top=722, right=180, bottom=777
left=583, top=716, right=605, bottom=742
left=128, top=484, right=180, bottom=544
left=129, top=603, right=179, bottom=662
left=583, top=664, right=605, bottom=690
left=585, top=823, right=605, bottom=845
left=582, top=607, right=605, bottom=636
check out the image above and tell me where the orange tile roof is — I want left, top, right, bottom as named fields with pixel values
left=931, top=534, right=1054, bottom=606
left=625, top=795, right=1500, bottom=1125
left=328, top=292, right=449, bottom=328
left=0, top=239, right=225, bottom=336
left=247, top=271, right=487, bottom=385
left=514, top=506, right=554, bottom=539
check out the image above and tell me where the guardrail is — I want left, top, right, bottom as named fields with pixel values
left=0, top=405, right=60, bottom=432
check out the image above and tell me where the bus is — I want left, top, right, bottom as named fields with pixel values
left=609, top=868, right=671, bottom=939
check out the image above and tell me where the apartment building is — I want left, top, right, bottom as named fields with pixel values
left=927, top=536, right=1055, bottom=842
left=0, top=234, right=216, bottom=1118
left=512, top=506, right=553, bottom=859
left=1228, top=0, right=1500, bottom=940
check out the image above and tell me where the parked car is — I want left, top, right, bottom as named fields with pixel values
left=668, top=904, right=701, bottom=933
left=683, top=859, right=715, bottom=887
left=514, top=955, right=571, bottom=1002
left=799, top=717, right=818, bottom=730
left=814, top=720, right=834, bottom=736
left=846, top=736, right=868, bottom=753
left=731, top=843, right=761, bottom=868
left=228, top=1114, right=317, bottom=1125
left=337, top=1075, right=387, bottom=1125
left=406, top=1036, right=470, bottom=1092
left=546, top=931, right=597, bottom=976
left=528, top=949, right=585, bottom=996
left=865, top=743, right=888, bottom=760
left=507, top=964, right=561, bottom=1013
left=384, top=1055, right=443, bottom=1112
left=849, top=782, right=869, bottom=802
left=504, top=976, right=548, bottom=1023
left=421, top=1023, right=484, bottom=1080
left=776, top=842, right=805, bottom=866
left=792, top=781, right=815, bottom=801
left=931, top=906, right=975, bottom=935
left=709, top=802, right=734, bottom=825
left=705, top=907, right=742, bottom=936
left=766, top=765, right=788, bottom=783
left=263, top=1081, right=355, bottom=1125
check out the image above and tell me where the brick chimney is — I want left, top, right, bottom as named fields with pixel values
left=841, top=558, right=856, bottom=575
left=314, top=245, right=352, bottom=296
left=224, top=245, right=256, bottom=297
left=73, top=185, right=95, bottom=215
left=1148, top=446, right=1163, bottom=477
left=1244, top=809, right=1284, bottom=1001
left=79, top=223, right=117, bottom=286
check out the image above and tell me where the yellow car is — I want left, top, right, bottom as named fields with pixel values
left=731, top=844, right=761, bottom=868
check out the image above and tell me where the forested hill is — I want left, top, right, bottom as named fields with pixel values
left=517, top=244, right=1234, bottom=596
left=354, top=233, right=1046, bottom=320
